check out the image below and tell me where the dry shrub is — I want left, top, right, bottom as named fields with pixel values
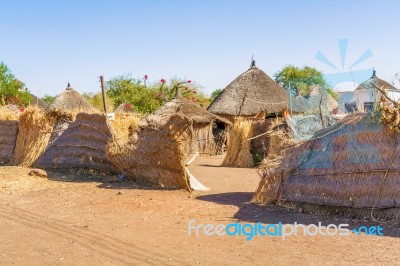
left=379, top=95, right=400, bottom=134
left=109, top=113, right=141, bottom=141
left=222, top=117, right=254, bottom=167
left=12, top=107, right=57, bottom=167
left=0, top=107, right=18, bottom=120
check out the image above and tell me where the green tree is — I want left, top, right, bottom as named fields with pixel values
left=107, top=75, right=162, bottom=114
left=106, top=75, right=210, bottom=114
left=0, top=62, right=30, bottom=106
left=274, top=65, right=330, bottom=96
left=82, top=92, right=114, bottom=112
left=41, top=95, right=56, bottom=105
left=210, top=89, right=222, bottom=101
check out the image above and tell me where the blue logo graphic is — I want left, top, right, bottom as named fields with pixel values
left=351, top=225, right=384, bottom=236
left=316, top=39, right=373, bottom=89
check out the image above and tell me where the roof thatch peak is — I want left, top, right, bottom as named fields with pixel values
left=66, top=82, right=73, bottom=91
left=356, top=72, right=397, bottom=91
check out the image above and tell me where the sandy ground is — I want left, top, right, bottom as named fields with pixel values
left=0, top=155, right=399, bottom=265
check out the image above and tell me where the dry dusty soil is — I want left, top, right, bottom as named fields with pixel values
left=0, top=155, right=399, bottom=265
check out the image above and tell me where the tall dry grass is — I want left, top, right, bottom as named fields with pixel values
left=109, top=113, right=141, bottom=141
left=12, top=107, right=57, bottom=167
left=0, top=107, right=18, bottom=121
left=106, top=113, right=142, bottom=170
left=222, top=118, right=254, bottom=168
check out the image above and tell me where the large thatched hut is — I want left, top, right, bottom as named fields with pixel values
left=253, top=113, right=400, bottom=221
left=35, top=113, right=116, bottom=174
left=152, top=89, right=232, bottom=155
left=207, top=61, right=288, bottom=121
left=49, top=83, right=98, bottom=113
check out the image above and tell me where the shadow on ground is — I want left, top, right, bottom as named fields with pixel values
left=196, top=192, right=400, bottom=238
left=46, top=170, right=182, bottom=191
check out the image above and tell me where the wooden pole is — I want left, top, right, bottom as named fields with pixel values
left=100, top=76, right=108, bottom=114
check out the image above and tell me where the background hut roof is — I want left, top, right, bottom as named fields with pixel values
left=356, top=70, right=397, bottom=91
left=290, top=86, right=338, bottom=114
left=28, top=93, right=48, bottom=108
left=207, top=65, right=288, bottom=115
left=153, top=93, right=231, bottom=125
left=49, top=84, right=97, bottom=113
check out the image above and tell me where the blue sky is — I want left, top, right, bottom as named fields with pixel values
left=1, top=0, right=399, bottom=97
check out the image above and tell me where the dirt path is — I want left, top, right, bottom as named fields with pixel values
left=0, top=157, right=399, bottom=265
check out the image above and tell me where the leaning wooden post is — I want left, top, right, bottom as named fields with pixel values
left=100, top=76, right=108, bottom=114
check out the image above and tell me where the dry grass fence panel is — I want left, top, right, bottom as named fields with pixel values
left=0, top=120, right=19, bottom=164
left=107, top=114, right=192, bottom=189
left=35, top=113, right=117, bottom=174
left=253, top=113, right=400, bottom=220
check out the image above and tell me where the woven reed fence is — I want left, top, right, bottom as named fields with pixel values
left=35, top=113, right=117, bottom=174
left=253, top=113, right=400, bottom=220
left=107, top=114, right=192, bottom=189
left=0, top=120, right=18, bottom=164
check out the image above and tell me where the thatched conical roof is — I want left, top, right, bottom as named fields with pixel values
left=208, top=64, right=288, bottom=116
left=153, top=90, right=231, bottom=125
left=49, top=83, right=97, bottom=113
left=356, top=70, right=397, bottom=91
left=28, top=93, right=48, bottom=108
left=290, top=86, right=338, bottom=114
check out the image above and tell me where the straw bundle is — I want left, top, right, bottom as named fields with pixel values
left=12, top=107, right=57, bottom=167
left=107, top=114, right=193, bottom=189
left=222, top=118, right=254, bottom=168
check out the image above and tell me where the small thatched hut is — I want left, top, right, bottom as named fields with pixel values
left=152, top=89, right=232, bottom=155
left=49, top=83, right=98, bottom=113
left=339, top=70, right=400, bottom=113
left=207, top=61, right=288, bottom=121
left=0, top=120, right=18, bottom=165
left=290, top=87, right=338, bottom=115
left=35, top=113, right=116, bottom=174
left=253, top=113, right=400, bottom=221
